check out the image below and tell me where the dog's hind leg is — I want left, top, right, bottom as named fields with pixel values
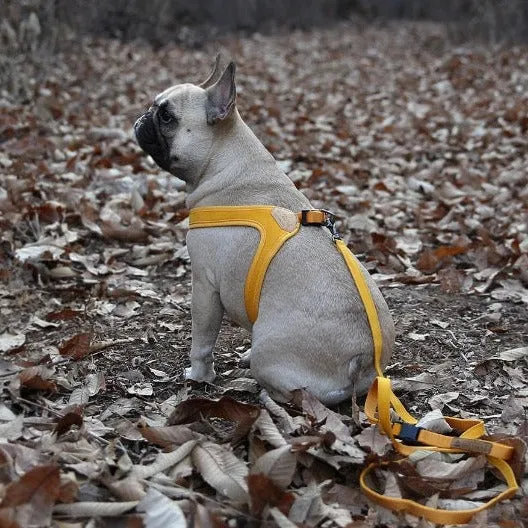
left=316, top=356, right=362, bottom=406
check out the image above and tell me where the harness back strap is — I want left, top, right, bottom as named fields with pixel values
left=188, top=205, right=519, bottom=524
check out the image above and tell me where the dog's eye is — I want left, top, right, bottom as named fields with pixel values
left=158, top=107, right=175, bottom=124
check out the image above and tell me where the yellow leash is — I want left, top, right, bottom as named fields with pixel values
left=189, top=205, right=519, bottom=524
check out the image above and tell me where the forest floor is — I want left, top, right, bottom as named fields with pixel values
left=0, top=20, right=527, bottom=527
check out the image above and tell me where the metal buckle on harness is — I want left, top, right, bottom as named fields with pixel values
left=397, top=423, right=423, bottom=445
left=300, top=209, right=342, bottom=241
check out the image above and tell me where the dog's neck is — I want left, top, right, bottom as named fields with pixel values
left=185, top=109, right=311, bottom=211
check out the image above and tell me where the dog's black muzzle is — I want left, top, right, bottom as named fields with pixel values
left=134, top=111, right=170, bottom=171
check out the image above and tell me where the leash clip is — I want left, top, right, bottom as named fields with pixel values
left=300, top=209, right=342, bottom=240
left=321, top=209, right=342, bottom=241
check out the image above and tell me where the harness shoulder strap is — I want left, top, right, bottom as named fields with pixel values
left=189, top=206, right=300, bottom=323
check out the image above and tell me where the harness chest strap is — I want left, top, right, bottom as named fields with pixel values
left=188, top=205, right=519, bottom=524
left=189, top=206, right=301, bottom=324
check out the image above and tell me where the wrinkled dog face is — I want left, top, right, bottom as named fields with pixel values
left=134, top=84, right=212, bottom=181
left=134, top=59, right=236, bottom=184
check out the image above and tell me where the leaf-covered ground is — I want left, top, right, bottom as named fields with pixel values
left=0, top=21, right=527, bottom=527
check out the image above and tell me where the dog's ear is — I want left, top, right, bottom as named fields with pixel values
left=199, top=54, right=221, bottom=89
left=205, top=61, right=236, bottom=125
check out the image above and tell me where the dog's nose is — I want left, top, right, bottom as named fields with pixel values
left=134, top=115, right=145, bottom=131
left=134, top=113, right=152, bottom=142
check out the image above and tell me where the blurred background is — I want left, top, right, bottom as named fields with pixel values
left=2, top=0, right=528, bottom=101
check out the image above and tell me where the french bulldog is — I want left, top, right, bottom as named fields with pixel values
left=134, top=58, right=395, bottom=405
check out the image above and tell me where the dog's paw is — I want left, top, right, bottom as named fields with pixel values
left=185, top=364, right=216, bottom=383
left=238, top=348, right=252, bottom=368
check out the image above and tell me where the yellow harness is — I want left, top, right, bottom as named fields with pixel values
left=189, top=205, right=519, bottom=525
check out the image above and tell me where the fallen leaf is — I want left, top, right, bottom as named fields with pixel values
left=247, top=474, right=294, bottom=518
left=501, top=394, right=524, bottom=424
left=428, top=392, right=459, bottom=411
left=68, top=386, right=91, bottom=405
left=416, top=409, right=454, bottom=434
left=54, top=409, right=84, bottom=437
left=168, top=396, right=260, bottom=444
left=59, top=333, right=92, bottom=360
left=252, top=410, right=288, bottom=448
left=18, top=366, right=57, bottom=392
left=415, top=453, right=487, bottom=481
left=490, top=347, right=528, bottom=362
left=192, top=441, right=248, bottom=502
left=0, top=333, right=25, bottom=353
left=138, top=422, right=199, bottom=448
left=356, top=425, right=393, bottom=455
left=485, top=434, right=526, bottom=483
left=0, top=415, right=24, bottom=441
left=407, top=332, right=428, bottom=341
left=1, top=464, right=60, bottom=525
left=127, top=383, right=153, bottom=396
left=295, top=389, right=352, bottom=441
left=136, top=488, right=186, bottom=528
left=251, top=445, right=297, bottom=489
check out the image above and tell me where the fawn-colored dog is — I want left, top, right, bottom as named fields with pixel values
left=135, top=59, right=394, bottom=405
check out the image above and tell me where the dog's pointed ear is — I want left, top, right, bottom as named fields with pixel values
left=199, top=54, right=221, bottom=89
left=206, top=61, right=236, bottom=125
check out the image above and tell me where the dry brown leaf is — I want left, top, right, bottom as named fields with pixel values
left=490, top=347, right=528, bottom=362
left=18, top=366, right=57, bottom=392
left=168, top=396, right=260, bottom=444
left=428, top=392, right=459, bottom=411
left=388, top=460, right=454, bottom=498
left=0, top=464, right=60, bottom=524
left=484, top=434, right=526, bottom=483
left=0, top=333, right=25, bottom=353
left=247, top=473, right=295, bottom=518
left=416, top=245, right=469, bottom=273
left=438, top=267, right=471, bottom=293
left=289, top=435, right=326, bottom=453
left=138, top=422, right=199, bottom=448
left=107, top=476, right=146, bottom=502
left=191, top=502, right=227, bottom=528
left=59, top=333, right=92, bottom=360
left=54, top=408, right=84, bottom=437
left=0, top=415, right=23, bottom=441
left=0, top=510, right=21, bottom=528
left=132, top=440, right=197, bottom=480
left=57, top=475, right=79, bottom=504
left=101, top=221, right=149, bottom=243
left=415, top=453, right=487, bottom=481
left=252, top=409, right=288, bottom=448
left=45, top=309, right=83, bottom=322
left=356, top=425, right=393, bottom=456
left=293, top=389, right=351, bottom=441
left=322, top=483, right=369, bottom=514
left=259, top=391, right=298, bottom=434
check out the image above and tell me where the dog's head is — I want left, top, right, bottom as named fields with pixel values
left=134, top=56, right=236, bottom=182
